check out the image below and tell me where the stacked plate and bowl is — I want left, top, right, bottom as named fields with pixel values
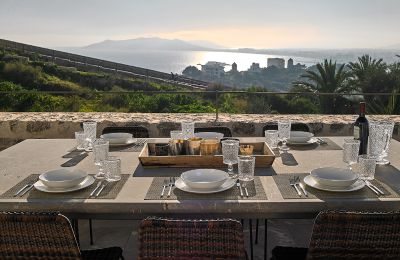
left=100, top=133, right=137, bottom=147
left=175, top=169, right=235, bottom=194
left=35, top=169, right=94, bottom=193
left=304, top=167, right=364, bottom=192
left=287, top=131, right=317, bottom=145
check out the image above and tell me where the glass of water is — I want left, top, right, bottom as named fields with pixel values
left=75, top=131, right=86, bottom=150
left=358, top=155, right=376, bottom=180
left=343, top=138, right=360, bottom=170
left=368, top=121, right=394, bottom=165
left=278, top=121, right=291, bottom=151
left=170, top=130, right=184, bottom=140
left=93, top=139, right=109, bottom=179
left=238, top=155, right=255, bottom=182
left=221, top=139, right=240, bottom=178
left=104, top=156, right=121, bottom=182
left=265, top=130, right=279, bottom=149
left=181, top=121, right=195, bottom=140
left=83, top=121, right=97, bottom=151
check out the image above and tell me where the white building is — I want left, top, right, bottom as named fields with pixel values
left=267, top=58, right=285, bottom=69
left=248, top=62, right=261, bottom=73
left=200, top=61, right=227, bottom=78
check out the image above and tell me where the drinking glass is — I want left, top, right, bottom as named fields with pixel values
left=103, top=156, right=121, bottom=182
left=83, top=121, right=97, bottom=151
left=181, top=121, right=195, bottom=140
left=358, top=155, right=376, bottom=180
left=238, top=155, right=255, bottom=182
left=343, top=139, right=360, bottom=170
left=265, top=130, right=279, bottom=149
left=221, top=139, right=240, bottom=178
left=93, top=139, right=109, bottom=179
left=75, top=131, right=86, bottom=150
left=170, top=130, right=184, bottom=140
left=368, top=121, right=394, bottom=165
left=278, top=121, right=291, bottom=151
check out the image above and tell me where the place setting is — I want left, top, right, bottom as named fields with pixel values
left=1, top=136, right=129, bottom=200
left=274, top=122, right=398, bottom=199
left=145, top=123, right=267, bottom=200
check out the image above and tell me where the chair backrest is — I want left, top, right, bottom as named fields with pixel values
left=139, top=217, right=246, bottom=260
left=102, top=126, right=150, bottom=138
left=262, top=123, right=310, bottom=135
left=307, top=211, right=400, bottom=260
left=0, top=211, right=81, bottom=260
left=195, top=126, right=233, bottom=137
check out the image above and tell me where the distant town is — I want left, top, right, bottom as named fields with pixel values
left=183, top=58, right=307, bottom=91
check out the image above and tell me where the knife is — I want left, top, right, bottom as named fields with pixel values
left=19, top=184, right=34, bottom=196
left=236, top=180, right=244, bottom=197
left=95, top=182, right=108, bottom=197
left=365, top=180, right=384, bottom=195
left=365, top=181, right=379, bottom=195
left=14, top=184, right=30, bottom=197
left=298, top=182, right=308, bottom=197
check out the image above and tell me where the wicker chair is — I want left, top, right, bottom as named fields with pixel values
left=0, top=212, right=123, bottom=260
left=102, top=126, right=150, bottom=138
left=271, top=211, right=400, bottom=260
left=139, top=217, right=247, bottom=260
left=262, top=123, right=310, bottom=135
left=195, top=126, right=233, bottom=137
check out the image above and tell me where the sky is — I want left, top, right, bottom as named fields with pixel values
left=0, top=0, right=400, bottom=49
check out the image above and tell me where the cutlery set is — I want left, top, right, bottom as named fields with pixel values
left=364, top=180, right=385, bottom=196
left=160, top=177, right=176, bottom=198
left=236, top=179, right=249, bottom=198
left=13, top=181, right=36, bottom=197
left=289, top=176, right=308, bottom=197
left=90, top=180, right=109, bottom=197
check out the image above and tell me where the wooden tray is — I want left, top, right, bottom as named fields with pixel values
left=138, top=142, right=275, bottom=168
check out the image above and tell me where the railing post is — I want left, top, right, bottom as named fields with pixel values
left=215, top=90, right=219, bottom=122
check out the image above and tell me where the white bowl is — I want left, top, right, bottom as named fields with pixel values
left=181, top=169, right=229, bottom=189
left=100, top=133, right=133, bottom=144
left=310, top=167, right=357, bottom=188
left=39, top=169, right=88, bottom=188
left=288, top=131, right=314, bottom=143
left=194, top=132, right=224, bottom=140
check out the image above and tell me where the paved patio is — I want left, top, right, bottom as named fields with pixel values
left=78, top=219, right=314, bottom=259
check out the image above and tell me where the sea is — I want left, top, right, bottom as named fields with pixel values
left=60, top=48, right=400, bottom=74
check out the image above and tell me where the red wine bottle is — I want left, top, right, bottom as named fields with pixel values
left=354, top=102, right=369, bottom=155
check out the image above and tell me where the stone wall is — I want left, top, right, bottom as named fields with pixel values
left=1, top=112, right=399, bottom=150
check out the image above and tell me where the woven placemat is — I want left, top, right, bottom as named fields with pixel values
left=145, top=177, right=267, bottom=200
left=65, top=139, right=146, bottom=154
left=0, top=174, right=130, bottom=199
left=288, top=138, right=342, bottom=151
left=273, top=173, right=400, bottom=199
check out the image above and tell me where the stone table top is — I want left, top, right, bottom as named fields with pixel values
left=1, top=137, right=400, bottom=219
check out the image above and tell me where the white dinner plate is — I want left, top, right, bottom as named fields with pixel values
left=303, top=175, right=365, bottom=192
left=34, top=176, right=95, bottom=193
left=108, top=138, right=137, bottom=147
left=287, top=137, right=319, bottom=146
left=175, top=177, right=236, bottom=194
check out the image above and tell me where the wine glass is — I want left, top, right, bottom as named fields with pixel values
left=221, top=139, right=240, bottom=178
left=343, top=138, right=360, bottom=170
left=93, top=139, right=109, bottom=179
left=278, top=121, right=291, bottom=151
left=181, top=121, right=195, bottom=140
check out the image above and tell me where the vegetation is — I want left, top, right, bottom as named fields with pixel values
left=1, top=48, right=400, bottom=114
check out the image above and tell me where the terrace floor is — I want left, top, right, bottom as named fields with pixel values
left=78, top=219, right=313, bottom=259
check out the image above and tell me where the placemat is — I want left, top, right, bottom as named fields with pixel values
left=65, top=139, right=146, bottom=154
left=145, top=177, right=267, bottom=200
left=273, top=173, right=400, bottom=199
left=0, top=174, right=130, bottom=200
left=288, top=138, right=342, bottom=151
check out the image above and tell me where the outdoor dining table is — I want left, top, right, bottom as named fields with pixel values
left=1, top=137, right=400, bottom=221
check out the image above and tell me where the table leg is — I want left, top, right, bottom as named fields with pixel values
left=264, top=219, right=268, bottom=260
left=249, top=219, right=253, bottom=260
left=255, top=219, right=259, bottom=244
left=89, top=219, right=94, bottom=245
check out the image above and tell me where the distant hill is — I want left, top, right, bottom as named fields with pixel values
left=384, top=43, right=400, bottom=50
left=85, top=37, right=219, bottom=51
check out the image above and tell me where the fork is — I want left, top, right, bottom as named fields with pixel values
left=289, top=176, right=302, bottom=197
left=160, top=179, right=169, bottom=197
left=295, top=176, right=308, bottom=197
left=167, top=177, right=175, bottom=197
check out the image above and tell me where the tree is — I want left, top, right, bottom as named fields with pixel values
left=348, top=55, right=386, bottom=93
left=293, top=59, right=351, bottom=114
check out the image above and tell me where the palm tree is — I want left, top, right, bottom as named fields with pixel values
left=293, top=59, right=351, bottom=114
left=348, top=55, right=385, bottom=92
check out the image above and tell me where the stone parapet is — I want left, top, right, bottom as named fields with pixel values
left=0, top=113, right=399, bottom=150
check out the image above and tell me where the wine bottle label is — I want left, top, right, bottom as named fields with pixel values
left=354, top=126, right=360, bottom=139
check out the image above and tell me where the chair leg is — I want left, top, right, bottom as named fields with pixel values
left=249, top=219, right=254, bottom=260
left=255, top=219, right=259, bottom=244
left=72, top=219, right=80, bottom=246
left=264, top=219, right=268, bottom=260
left=89, top=219, right=94, bottom=245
